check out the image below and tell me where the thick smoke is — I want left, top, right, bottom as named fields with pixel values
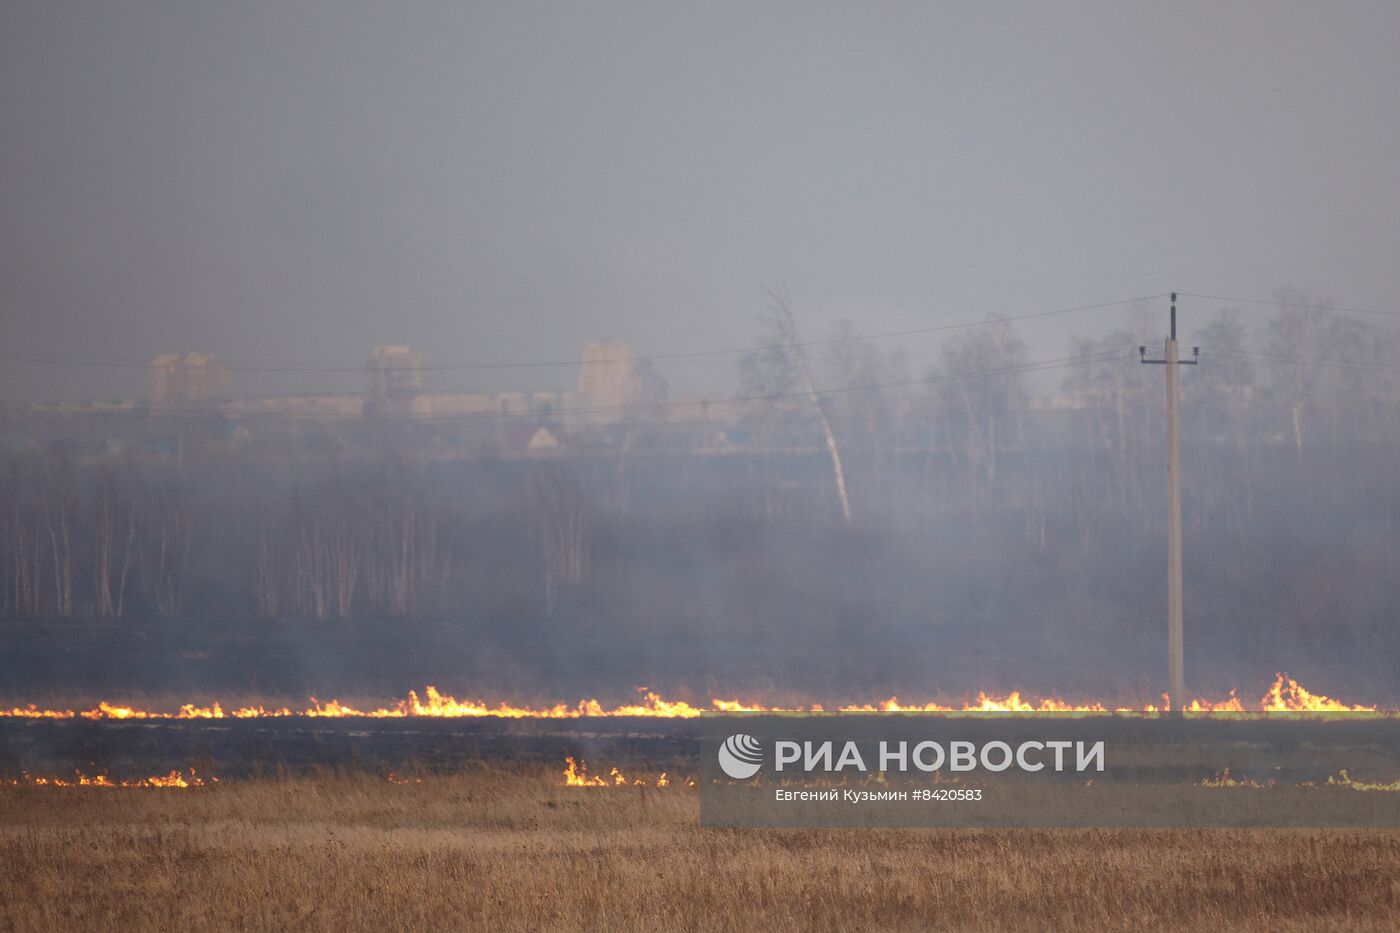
left=1, top=297, right=1397, bottom=706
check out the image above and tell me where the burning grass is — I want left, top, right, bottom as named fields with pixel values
left=562, top=755, right=676, bottom=787
left=3, top=765, right=1400, bottom=931
left=0, top=672, right=1385, bottom=721
left=4, top=768, right=214, bottom=788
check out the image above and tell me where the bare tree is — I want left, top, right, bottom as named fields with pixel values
left=1183, top=310, right=1257, bottom=530
left=822, top=320, right=903, bottom=506
left=42, top=465, right=74, bottom=618
left=523, top=464, right=590, bottom=618
left=362, top=464, right=440, bottom=619
left=287, top=476, right=362, bottom=622
left=1265, top=287, right=1332, bottom=458
left=7, top=478, right=44, bottom=617
left=929, top=320, right=1029, bottom=496
left=140, top=480, right=192, bottom=619
left=741, top=288, right=854, bottom=527
left=253, top=513, right=283, bottom=619
left=92, top=469, right=137, bottom=620
left=1062, top=328, right=1156, bottom=510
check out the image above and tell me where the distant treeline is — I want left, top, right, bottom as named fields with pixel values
left=2, top=294, right=1398, bottom=697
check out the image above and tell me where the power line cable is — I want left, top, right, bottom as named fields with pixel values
left=0, top=348, right=1135, bottom=424
left=1209, top=347, right=1400, bottom=374
left=1178, top=292, right=1400, bottom=319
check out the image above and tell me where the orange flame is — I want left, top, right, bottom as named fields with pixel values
left=1201, top=768, right=1267, bottom=788
left=561, top=756, right=672, bottom=787
left=1201, top=768, right=1400, bottom=791
left=562, top=756, right=606, bottom=786
left=5, top=768, right=215, bottom=788
left=1324, top=770, right=1400, bottom=792
left=0, top=674, right=1384, bottom=721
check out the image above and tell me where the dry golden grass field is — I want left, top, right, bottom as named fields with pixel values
left=2, top=765, right=1400, bottom=932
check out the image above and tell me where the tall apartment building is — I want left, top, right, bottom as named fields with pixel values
left=148, top=353, right=232, bottom=409
left=578, top=339, right=640, bottom=423
left=366, top=345, right=426, bottom=415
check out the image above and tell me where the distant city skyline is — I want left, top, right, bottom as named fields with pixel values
left=4, top=2, right=1400, bottom=404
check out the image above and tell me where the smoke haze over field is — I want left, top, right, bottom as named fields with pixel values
left=3, top=2, right=1400, bottom=401
left=8, top=11, right=1400, bottom=933
left=2, top=3, right=1400, bottom=708
left=3, top=286, right=1400, bottom=705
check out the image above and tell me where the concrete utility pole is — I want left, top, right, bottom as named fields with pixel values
left=1140, top=293, right=1198, bottom=711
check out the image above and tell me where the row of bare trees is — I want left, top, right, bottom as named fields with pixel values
left=250, top=469, right=445, bottom=621
left=1, top=292, right=1397, bottom=681
left=0, top=463, right=190, bottom=621
left=0, top=456, right=593, bottom=624
left=735, top=294, right=1400, bottom=535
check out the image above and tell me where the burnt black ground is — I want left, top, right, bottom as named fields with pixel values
left=0, top=717, right=700, bottom=779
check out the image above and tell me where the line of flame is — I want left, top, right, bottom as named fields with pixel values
left=5, top=768, right=215, bottom=788
left=1201, top=768, right=1400, bottom=791
left=0, top=674, right=1383, bottom=721
left=562, top=756, right=678, bottom=787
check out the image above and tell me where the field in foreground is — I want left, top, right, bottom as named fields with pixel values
left=3, top=766, right=1400, bottom=932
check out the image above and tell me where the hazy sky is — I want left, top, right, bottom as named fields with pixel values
left=3, top=1, right=1399, bottom=401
